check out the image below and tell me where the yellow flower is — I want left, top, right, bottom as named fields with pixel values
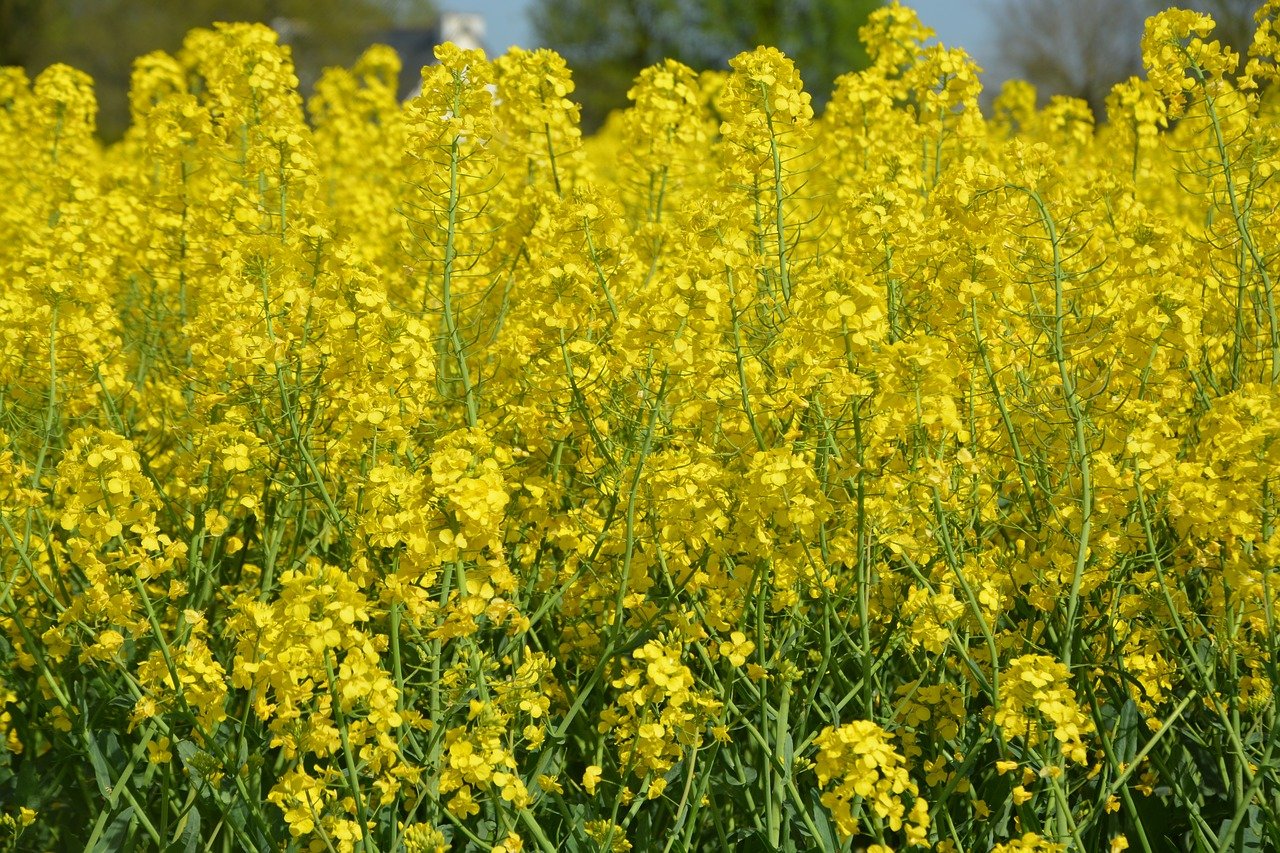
left=583, top=765, right=603, bottom=796
left=146, top=736, right=172, bottom=765
left=493, top=831, right=524, bottom=853
left=718, top=631, right=755, bottom=667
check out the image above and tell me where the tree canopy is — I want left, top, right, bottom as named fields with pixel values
left=990, top=0, right=1260, bottom=119
left=2, top=0, right=437, bottom=138
left=530, top=0, right=883, bottom=130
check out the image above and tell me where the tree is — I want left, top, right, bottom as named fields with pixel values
left=530, top=0, right=882, bottom=131
left=0, top=0, right=46, bottom=67
left=989, top=0, right=1259, bottom=119
left=4, top=0, right=436, bottom=139
left=1190, top=0, right=1260, bottom=58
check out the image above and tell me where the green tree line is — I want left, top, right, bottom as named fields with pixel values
left=1, top=0, right=436, bottom=139
left=531, top=0, right=883, bottom=130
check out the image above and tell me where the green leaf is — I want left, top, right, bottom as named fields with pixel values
left=728, top=828, right=775, bottom=853
left=808, top=789, right=839, bottom=852
left=1114, top=698, right=1142, bottom=767
left=89, top=806, right=134, bottom=853
left=1234, top=803, right=1264, bottom=853
left=86, top=730, right=119, bottom=802
left=165, top=807, right=201, bottom=853
left=778, top=730, right=795, bottom=770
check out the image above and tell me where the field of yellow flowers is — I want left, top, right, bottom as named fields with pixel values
left=1, top=2, right=1279, bottom=850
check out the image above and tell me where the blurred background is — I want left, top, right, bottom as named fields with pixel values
left=0, top=0, right=1265, bottom=139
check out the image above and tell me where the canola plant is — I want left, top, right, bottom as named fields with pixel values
left=1, top=4, right=1279, bottom=851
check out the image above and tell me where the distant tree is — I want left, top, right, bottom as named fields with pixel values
left=990, top=0, right=1259, bottom=119
left=5, top=0, right=436, bottom=139
left=0, top=0, right=46, bottom=67
left=1191, top=0, right=1260, bottom=58
left=699, top=0, right=879, bottom=99
left=530, top=0, right=882, bottom=131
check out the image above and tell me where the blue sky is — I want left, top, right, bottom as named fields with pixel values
left=443, top=0, right=1002, bottom=79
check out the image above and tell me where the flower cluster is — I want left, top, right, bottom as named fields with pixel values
left=2, top=3, right=1279, bottom=851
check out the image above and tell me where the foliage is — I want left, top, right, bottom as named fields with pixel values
left=530, top=0, right=880, bottom=130
left=2, top=3, right=1280, bottom=851
left=3, top=0, right=436, bottom=139
left=990, top=0, right=1259, bottom=117
left=0, top=0, right=46, bottom=67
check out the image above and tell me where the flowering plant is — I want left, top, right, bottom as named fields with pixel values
left=1, top=5, right=1279, bottom=851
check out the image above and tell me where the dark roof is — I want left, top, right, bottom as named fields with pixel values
left=372, top=26, right=443, bottom=100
